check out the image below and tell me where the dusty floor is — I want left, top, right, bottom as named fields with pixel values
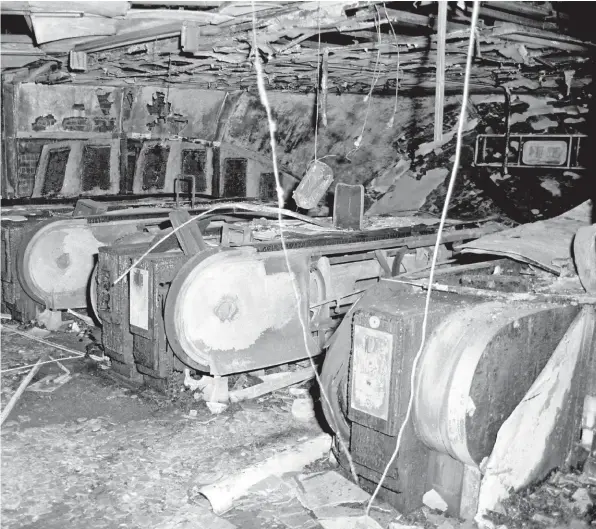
left=1, top=322, right=595, bottom=529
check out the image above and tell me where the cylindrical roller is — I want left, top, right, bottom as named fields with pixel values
left=164, top=247, right=317, bottom=375
left=18, top=219, right=102, bottom=309
left=17, top=214, right=178, bottom=311
left=413, top=302, right=580, bottom=467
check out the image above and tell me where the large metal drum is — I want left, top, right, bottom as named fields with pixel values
left=164, top=247, right=317, bottom=375
left=16, top=210, right=174, bottom=310
left=413, top=301, right=580, bottom=466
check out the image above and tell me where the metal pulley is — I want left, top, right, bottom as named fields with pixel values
left=164, top=247, right=318, bottom=375
left=17, top=219, right=101, bottom=309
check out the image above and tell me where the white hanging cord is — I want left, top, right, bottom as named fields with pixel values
left=365, top=0, right=480, bottom=516
left=314, top=1, right=322, bottom=162
left=251, top=0, right=360, bottom=483
left=111, top=202, right=338, bottom=286
left=384, top=3, right=400, bottom=128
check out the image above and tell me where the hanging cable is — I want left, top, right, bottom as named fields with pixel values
left=314, top=1, right=322, bottom=162
left=346, top=9, right=383, bottom=160
left=250, top=0, right=360, bottom=483
left=384, top=3, right=400, bottom=128
left=365, top=0, right=481, bottom=516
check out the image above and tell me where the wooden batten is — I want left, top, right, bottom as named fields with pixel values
left=433, top=1, right=447, bottom=143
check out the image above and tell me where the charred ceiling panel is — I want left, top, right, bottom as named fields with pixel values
left=223, top=91, right=462, bottom=192
left=31, top=114, right=56, bottom=131
left=123, top=86, right=225, bottom=140
left=16, top=84, right=120, bottom=135
left=145, top=91, right=189, bottom=135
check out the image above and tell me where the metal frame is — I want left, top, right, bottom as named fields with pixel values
left=32, top=138, right=120, bottom=198
left=132, top=139, right=214, bottom=195
left=474, top=133, right=586, bottom=170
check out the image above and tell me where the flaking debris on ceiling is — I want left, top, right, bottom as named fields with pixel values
left=1, top=1, right=594, bottom=95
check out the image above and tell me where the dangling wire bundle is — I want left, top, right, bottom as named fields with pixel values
left=346, top=9, right=383, bottom=160
left=314, top=1, right=322, bottom=162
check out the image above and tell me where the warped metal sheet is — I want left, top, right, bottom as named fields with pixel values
left=457, top=200, right=593, bottom=274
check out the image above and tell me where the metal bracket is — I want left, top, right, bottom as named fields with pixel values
left=474, top=133, right=586, bottom=170
left=174, top=176, right=196, bottom=208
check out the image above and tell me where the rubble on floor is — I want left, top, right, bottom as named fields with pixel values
left=1, top=321, right=596, bottom=528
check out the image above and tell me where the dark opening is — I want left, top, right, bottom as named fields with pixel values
left=1, top=15, right=32, bottom=36
left=81, top=145, right=111, bottom=191
left=142, top=144, right=170, bottom=190
left=122, top=139, right=143, bottom=194
left=42, top=148, right=70, bottom=195
left=223, top=158, right=247, bottom=198
left=181, top=149, right=207, bottom=192
left=126, top=154, right=137, bottom=192
left=259, top=172, right=276, bottom=201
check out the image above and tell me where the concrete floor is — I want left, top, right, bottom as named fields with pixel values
left=1, top=323, right=594, bottom=529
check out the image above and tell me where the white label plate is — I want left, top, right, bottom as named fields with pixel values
left=129, top=267, right=149, bottom=330
left=351, top=324, right=393, bottom=420
left=522, top=140, right=567, bottom=165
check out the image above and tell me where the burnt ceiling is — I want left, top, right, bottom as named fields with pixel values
left=1, top=1, right=594, bottom=96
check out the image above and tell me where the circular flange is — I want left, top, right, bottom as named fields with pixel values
left=17, top=218, right=100, bottom=309
left=163, top=247, right=222, bottom=372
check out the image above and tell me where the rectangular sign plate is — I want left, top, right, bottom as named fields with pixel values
left=522, top=140, right=567, bottom=166
left=350, top=325, right=394, bottom=421
left=129, top=267, right=149, bottom=330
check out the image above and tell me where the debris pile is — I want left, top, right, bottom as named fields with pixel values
left=4, top=3, right=592, bottom=96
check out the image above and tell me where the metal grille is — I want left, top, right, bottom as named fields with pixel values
left=142, top=144, right=170, bottom=190
left=259, top=172, right=276, bottom=201
left=181, top=149, right=207, bottom=192
left=42, top=148, right=70, bottom=195
left=81, top=145, right=111, bottom=191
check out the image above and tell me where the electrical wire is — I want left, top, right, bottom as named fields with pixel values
left=0, top=326, right=86, bottom=374
left=346, top=9, right=383, bottom=160
left=250, top=0, right=360, bottom=484
left=314, top=1, right=322, bottom=162
left=365, top=0, right=481, bottom=516
left=111, top=202, right=340, bottom=286
left=384, top=3, right=400, bottom=128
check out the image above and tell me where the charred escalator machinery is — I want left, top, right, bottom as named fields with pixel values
left=95, top=219, right=498, bottom=390
left=2, top=200, right=259, bottom=321
left=321, top=274, right=591, bottom=518
left=14, top=208, right=181, bottom=313
left=1, top=210, right=64, bottom=321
